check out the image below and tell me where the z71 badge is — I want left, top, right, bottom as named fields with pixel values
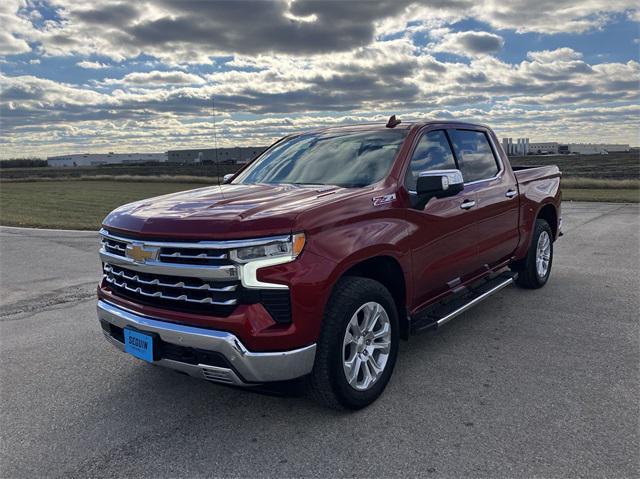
left=372, top=193, right=396, bottom=207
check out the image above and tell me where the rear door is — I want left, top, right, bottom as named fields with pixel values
left=403, top=129, right=480, bottom=308
left=447, top=128, right=520, bottom=272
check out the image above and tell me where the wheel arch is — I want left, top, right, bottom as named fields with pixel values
left=537, top=203, right=558, bottom=239
left=338, top=254, right=410, bottom=340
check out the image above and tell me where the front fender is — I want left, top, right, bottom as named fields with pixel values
left=305, top=212, right=413, bottom=303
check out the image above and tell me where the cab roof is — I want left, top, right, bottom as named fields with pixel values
left=309, top=120, right=491, bottom=135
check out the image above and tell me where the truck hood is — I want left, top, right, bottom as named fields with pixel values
left=103, top=183, right=363, bottom=239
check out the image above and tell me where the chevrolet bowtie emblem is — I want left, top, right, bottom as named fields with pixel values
left=125, top=242, right=159, bottom=263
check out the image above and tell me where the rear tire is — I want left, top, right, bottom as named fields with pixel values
left=306, top=277, right=399, bottom=410
left=512, top=219, right=553, bottom=289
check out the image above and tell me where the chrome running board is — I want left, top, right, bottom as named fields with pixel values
left=410, top=271, right=517, bottom=334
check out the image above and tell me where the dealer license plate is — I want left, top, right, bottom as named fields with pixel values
left=124, top=328, right=154, bottom=362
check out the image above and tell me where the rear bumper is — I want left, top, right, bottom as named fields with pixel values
left=97, top=299, right=316, bottom=385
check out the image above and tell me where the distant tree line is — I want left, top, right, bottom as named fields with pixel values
left=0, top=158, right=47, bottom=168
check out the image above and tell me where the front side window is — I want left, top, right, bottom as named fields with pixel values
left=448, top=130, right=500, bottom=182
left=405, top=130, right=456, bottom=190
left=233, top=129, right=408, bottom=188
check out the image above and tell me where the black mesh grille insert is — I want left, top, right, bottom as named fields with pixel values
left=258, top=290, right=292, bottom=324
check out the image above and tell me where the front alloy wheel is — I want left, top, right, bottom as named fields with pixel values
left=307, top=277, right=399, bottom=409
left=342, top=302, right=391, bottom=391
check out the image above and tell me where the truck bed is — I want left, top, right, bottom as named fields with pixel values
left=512, top=164, right=561, bottom=184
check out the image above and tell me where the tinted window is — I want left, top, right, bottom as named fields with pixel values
left=448, top=130, right=499, bottom=182
left=233, top=130, right=407, bottom=188
left=405, top=130, right=456, bottom=190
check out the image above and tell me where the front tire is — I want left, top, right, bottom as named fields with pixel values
left=512, top=219, right=554, bottom=289
left=307, top=277, right=399, bottom=410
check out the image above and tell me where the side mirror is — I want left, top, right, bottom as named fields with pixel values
left=222, top=173, right=234, bottom=184
left=416, top=169, right=464, bottom=198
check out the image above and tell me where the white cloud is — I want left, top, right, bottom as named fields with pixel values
left=0, top=0, right=39, bottom=55
left=0, top=0, right=638, bottom=157
left=105, top=70, right=206, bottom=85
left=11, top=0, right=636, bottom=64
left=527, top=48, right=583, bottom=62
left=77, top=60, right=109, bottom=69
left=2, top=43, right=637, bottom=158
left=471, top=0, right=637, bottom=34
left=0, top=30, right=31, bottom=55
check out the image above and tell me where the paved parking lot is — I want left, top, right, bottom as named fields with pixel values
left=1, top=202, right=638, bottom=478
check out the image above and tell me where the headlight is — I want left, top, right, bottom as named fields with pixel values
left=231, top=233, right=306, bottom=263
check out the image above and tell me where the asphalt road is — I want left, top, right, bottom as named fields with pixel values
left=1, top=202, right=638, bottom=479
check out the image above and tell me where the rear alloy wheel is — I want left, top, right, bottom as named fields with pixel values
left=513, top=218, right=554, bottom=289
left=307, top=277, right=399, bottom=409
left=535, top=230, right=552, bottom=279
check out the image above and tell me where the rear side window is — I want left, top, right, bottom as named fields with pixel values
left=405, top=130, right=456, bottom=190
left=448, top=130, right=499, bottom=182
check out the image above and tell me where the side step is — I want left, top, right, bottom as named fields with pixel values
left=410, top=271, right=517, bottom=334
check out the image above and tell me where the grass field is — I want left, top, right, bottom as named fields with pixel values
left=0, top=163, right=239, bottom=181
left=1, top=179, right=638, bottom=230
left=562, top=188, right=639, bottom=203
left=511, top=152, right=639, bottom=179
left=1, top=151, right=638, bottom=181
left=0, top=180, right=208, bottom=230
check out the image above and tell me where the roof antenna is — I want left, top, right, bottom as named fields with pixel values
left=386, top=114, right=401, bottom=128
left=212, top=96, right=221, bottom=188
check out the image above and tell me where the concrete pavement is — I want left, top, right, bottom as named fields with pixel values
left=1, top=202, right=638, bottom=478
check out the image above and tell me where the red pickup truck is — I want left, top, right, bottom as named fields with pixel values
left=97, top=119, right=562, bottom=409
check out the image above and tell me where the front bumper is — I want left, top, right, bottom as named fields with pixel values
left=97, top=300, right=316, bottom=385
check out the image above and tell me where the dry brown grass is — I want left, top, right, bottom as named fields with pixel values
left=561, top=177, right=639, bottom=189
left=1, top=174, right=218, bottom=184
left=4, top=174, right=638, bottom=190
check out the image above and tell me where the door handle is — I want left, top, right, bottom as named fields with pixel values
left=505, top=189, right=517, bottom=198
left=460, top=200, right=476, bottom=210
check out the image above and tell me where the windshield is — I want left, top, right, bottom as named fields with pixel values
left=233, top=129, right=408, bottom=188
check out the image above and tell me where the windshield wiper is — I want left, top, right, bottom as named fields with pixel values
left=287, top=182, right=329, bottom=186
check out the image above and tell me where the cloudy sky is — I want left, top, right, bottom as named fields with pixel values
left=0, top=0, right=638, bottom=158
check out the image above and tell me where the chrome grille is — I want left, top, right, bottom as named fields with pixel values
left=99, top=230, right=239, bottom=281
left=159, top=248, right=228, bottom=265
left=99, top=228, right=282, bottom=268
left=99, top=228, right=292, bottom=321
left=104, top=264, right=237, bottom=293
left=102, top=237, right=127, bottom=257
left=103, top=263, right=239, bottom=313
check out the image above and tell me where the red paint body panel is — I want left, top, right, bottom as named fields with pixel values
left=101, top=121, right=562, bottom=351
left=512, top=166, right=562, bottom=258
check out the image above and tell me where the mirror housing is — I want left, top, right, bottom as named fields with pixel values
left=412, top=169, right=464, bottom=209
left=416, top=169, right=464, bottom=198
left=223, top=173, right=234, bottom=184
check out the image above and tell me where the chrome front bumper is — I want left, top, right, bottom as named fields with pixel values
left=97, top=300, right=316, bottom=386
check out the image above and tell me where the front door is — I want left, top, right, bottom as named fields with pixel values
left=404, top=129, right=481, bottom=309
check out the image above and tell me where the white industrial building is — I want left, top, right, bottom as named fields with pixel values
left=502, top=138, right=530, bottom=156
left=167, top=147, right=266, bottom=164
left=502, top=139, right=630, bottom=156
left=528, top=142, right=559, bottom=155
left=566, top=143, right=630, bottom=155
left=47, top=152, right=167, bottom=167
